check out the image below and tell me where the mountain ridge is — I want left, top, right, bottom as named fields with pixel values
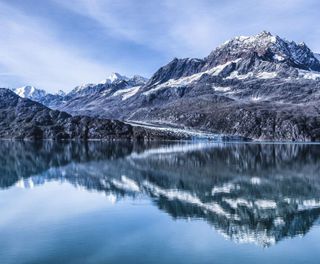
left=0, top=88, right=191, bottom=140
left=7, top=31, right=320, bottom=141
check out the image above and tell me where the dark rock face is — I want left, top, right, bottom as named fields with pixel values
left=145, top=58, right=205, bottom=86
left=0, top=88, right=188, bottom=140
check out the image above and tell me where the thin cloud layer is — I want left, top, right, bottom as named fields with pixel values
left=0, top=0, right=319, bottom=92
left=0, top=2, right=110, bottom=91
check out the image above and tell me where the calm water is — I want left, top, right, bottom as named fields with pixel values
left=0, top=141, right=320, bottom=264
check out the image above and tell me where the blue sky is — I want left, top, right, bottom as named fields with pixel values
left=0, top=0, right=319, bottom=92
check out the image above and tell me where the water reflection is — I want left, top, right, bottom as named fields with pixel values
left=1, top=141, right=320, bottom=247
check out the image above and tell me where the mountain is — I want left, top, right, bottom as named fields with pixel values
left=50, top=73, right=148, bottom=112
left=9, top=32, right=320, bottom=141
left=65, top=31, right=318, bottom=141
left=10, top=72, right=149, bottom=111
left=12, top=85, right=47, bottom=101
left=0, top=88, right=188, bottom=140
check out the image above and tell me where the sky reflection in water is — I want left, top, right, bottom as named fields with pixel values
left=0, top=141, right=320, bottom=264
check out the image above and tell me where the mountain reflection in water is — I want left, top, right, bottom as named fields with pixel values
left=1, top=141, right=320, bottom=247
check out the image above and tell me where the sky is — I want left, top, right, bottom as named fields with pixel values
left=0, top=0, right=319, bottom=93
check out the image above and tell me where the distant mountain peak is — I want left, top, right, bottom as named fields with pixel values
left=12, top=85, right=47, bottom=100
left=56, top=90, right=66, bottom=96
left=221, top=31, right=277, bottom=47
left=207, top=31, right=320, bottom=72
left=100, top=72, right=129, bottom=85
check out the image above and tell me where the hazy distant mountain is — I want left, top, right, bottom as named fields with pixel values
left=12, top=85, right=47, bottom=101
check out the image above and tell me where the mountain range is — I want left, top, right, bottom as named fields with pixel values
left=6, top=31, right=320, bottom=141
left=0, top=88, right=194, bottom=140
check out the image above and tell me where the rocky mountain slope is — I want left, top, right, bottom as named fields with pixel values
left=118, top=32, right=320, bottom=141
left=0, top=88, right=189, bottom=140
left=11, top=31, right=320, bottom=141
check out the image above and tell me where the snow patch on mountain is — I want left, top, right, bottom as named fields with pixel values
left=213, top=86, right=231, bottom=92
left=273, top=54, right=285, bottom=61
left=219, top=32, right=277, bottom=51
left=100, top=72, right=129, bottom=85
left=298, top=70, right=320, bottom=80
left=112, top=86, right=141, bottom=100
left=142, top=180, right=232, bottom=218
left=12, top=86, right=47, bottom=100
left=215, top=31, right=320, bottom=71
left=144, top=59, right=241, bottom=95
left=227, top=71, right=278, bottom=80
left=71, top=83, right=95, bottom=94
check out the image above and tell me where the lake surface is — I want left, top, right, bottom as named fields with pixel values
left=0, top=141, right=320, bottom=264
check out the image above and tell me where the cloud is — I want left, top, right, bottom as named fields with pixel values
left=1, top=0, right=319, bottom=92
left=55, top=0, right=320, bottom=57
left=0, top=2, right=111, bottom=92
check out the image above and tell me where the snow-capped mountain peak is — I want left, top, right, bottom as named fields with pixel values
left=12, top=85, right=47, bottom=100
left=100, top=72, right=130, bottom=85
left=66, top=73, right=148, bottom=99
left=209, top=31, right=320, bottom=71
left=225, top=31, right=277, bottom=47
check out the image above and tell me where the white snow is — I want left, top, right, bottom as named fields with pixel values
left=15, top=86, right=35, bottom=97
left=100, top=72, right=129, bottom=84
left=250, top=177, right=261, bottom=185
left=72, top=83, right=95, bottom=93
left=220, top=32, right=277, bottom=51
left=13, top=85, right=46, bottom=99
left=143, top=59, right=241, bottom=95
left=250, top=96, right=268, bottom=102
left=256, top=72, right=278, bottom=79
left=122, top=86, right=140, bottom=100
left=273, top=54, right=285, bottom=61
left=298, top=70, right=320, bottom=80
left=217, top=227, right=276, bottom=247
left=142, top=181, right=232, bottom=218
left=129, top=142, right=223, bottom=159
left=112, top=86, right=141, bottom=100
left=254, top=200, right=277, bottom=209
left=227, top=71, right=253, bottom=80
left=111, top=175, right=140, bottom=192
left=15, top=178, right=35, bottom=189
left=297, top=199, right=320, bottom=210
left=125, top=121, right=224, bottom=140
left=213, top=86, right=231, bottom=92
left=227, top=68, right=320, bottom=81
left=251, top=96, right=262, bottom=101
left=227, top=71, right=278, bottom=80
left=223, top=198, right=253, bottom=209
left=212, top=183, right=237, bottom=195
